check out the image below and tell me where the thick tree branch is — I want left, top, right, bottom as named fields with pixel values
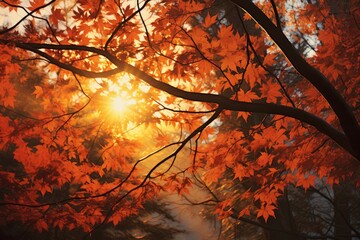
left=231, top=0, right=360, bottom=156
left=1, top=40, right=358, bottom=160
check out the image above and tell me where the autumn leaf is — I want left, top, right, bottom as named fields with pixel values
left=205, top=166, right=226, bottom=184
left=257, top=204, right=276, bottom=222
left=33, top=86, right=43, bottom=98
left=197, top=60, right=214, bottom=73
left=257, top=152, right=274, bottom=167
left=237, top=111, right=251, bottom=122
left=28, top=0, right=45, bottom=12
left=203, top=13, right=218, bottom=28
left=239, top=207, right=251, bottom=218
left=221, top=55, right=239, bottom=71
left=2, top=0, right=21, bottom=12
left=0, top=78, right=17, bottom=107
left=233, top=163, right=254, bottom=181
left=49, top=8, right=65, bottom=28
left=238, top=89, right=260, bottom=102
left=214, top=199, right=233, bottom=219
left=261, top=82, right=282, bottom=103
left=2, top=95, right=15, bottom=108
left=218, top=25, right=234, bottom=42
left=297, top=174, right=317, bottom=190
left=0, top=0, right=359, bottom=237
left=36, top=219, right=49, bottom=232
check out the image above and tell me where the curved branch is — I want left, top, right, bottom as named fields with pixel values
left=231, top=0, right=360, bottom=158
left=1, top=40, right=358, bottom=160
left=0, top=0, right=56, bottom=35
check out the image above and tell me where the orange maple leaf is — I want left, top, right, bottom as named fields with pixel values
left=257, top=204, right=276, bottom=222
left=33, top=86, right=43, bottom=98
left=49, top=8, right=65, bottom=28
left=297, top=174, right=317, bottom=190
left=203, top=13, right=218, bottom=28
left=257, top=152, right=274, bottom=167
left=28, top=0, right=45, bottom=12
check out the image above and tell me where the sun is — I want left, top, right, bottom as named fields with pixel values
left=111, top=96, right=126, bottom=113
left=110, top=95, right=136, bottom=114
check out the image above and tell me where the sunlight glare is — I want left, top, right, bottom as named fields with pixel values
left=111, top=95, right=136, bottom=113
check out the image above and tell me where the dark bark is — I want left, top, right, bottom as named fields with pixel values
left=231, top=0, right=360, bottom=159
left=334, top=185, right=352, bottom=240
left=265, top=191, right=305, bottom=240
left=0, top=39, right=358, bottom=160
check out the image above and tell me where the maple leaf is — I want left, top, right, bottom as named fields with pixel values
left=285, top=157, right=300, bottom=172
left=65, top=26, right=79, bottom=41
left=197, top=60, right=214, bottom=73
left=263, top=53, right=276, bottom=66
left=214, top=199, right=233, bottom=219
left=33, top=86, right=43, bottom=98
left=218, top=25, right=234, bottom=41
left=56, top=219, right=65, bottom=230
left=244, top=65, right=262, bottom=88
left=0, top=0, right=359, bottom=236
left=297, top=174, right=317, bottom=190
left=2, top=95, right=15, bottom=108
left=28, top=0, right=45, bottom=12
left=257, top=204, right=276, bottom=222
left=233, top=164, right=253, bottom=181
left=205, top=166, right=226, bottom=184
left=239, top=207, right=251, bottom=217
left=257, top=152, right=274, bottom=167
left=203, top=13, right=218, bottom=28
left=237, top=111, right=251, bottom=122
left=49, top=8, right=65, bottom=28
left=261, top=82, right=282, bottom=103
left=38, top=182, right=52, bottom=196
left=0, top=78, right=17, bottom=108
left=3, top=0, right=21, bottom=12
left=5, top=62, right=21, bottom=74
left=36, top=219, right=48, bottom=232
left=221, top=55, right=239, bottom=71
left=238, top=89, right=259, bottom=102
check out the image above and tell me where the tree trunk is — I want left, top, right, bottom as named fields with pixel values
left=334, top=185, right=351, bottom=240
left=265, top=190, right=305, bottom=240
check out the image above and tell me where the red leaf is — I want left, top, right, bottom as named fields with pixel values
left=203, top=13, right=218, bottom=28
left=28, top=0, right=45, bottom=12
left=257, top=204, right=276, bottom=222
left=49, top=8, right=65, bottom=28
left=36, top=219, right=48, bottom=232
left=257, top=152, right=274, bottom=167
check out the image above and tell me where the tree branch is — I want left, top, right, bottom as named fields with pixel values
left=231, top=0, right=360, bottom=158
left=1, top=40, right=358, bottom=160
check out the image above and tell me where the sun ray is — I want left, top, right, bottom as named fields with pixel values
left=111, top=95, right=136, bottom=113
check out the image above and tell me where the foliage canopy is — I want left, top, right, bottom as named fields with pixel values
left=0, top=0, right=359, bottom=238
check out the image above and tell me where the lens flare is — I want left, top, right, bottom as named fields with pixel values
left=111, top=96, right=136, bottom=113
